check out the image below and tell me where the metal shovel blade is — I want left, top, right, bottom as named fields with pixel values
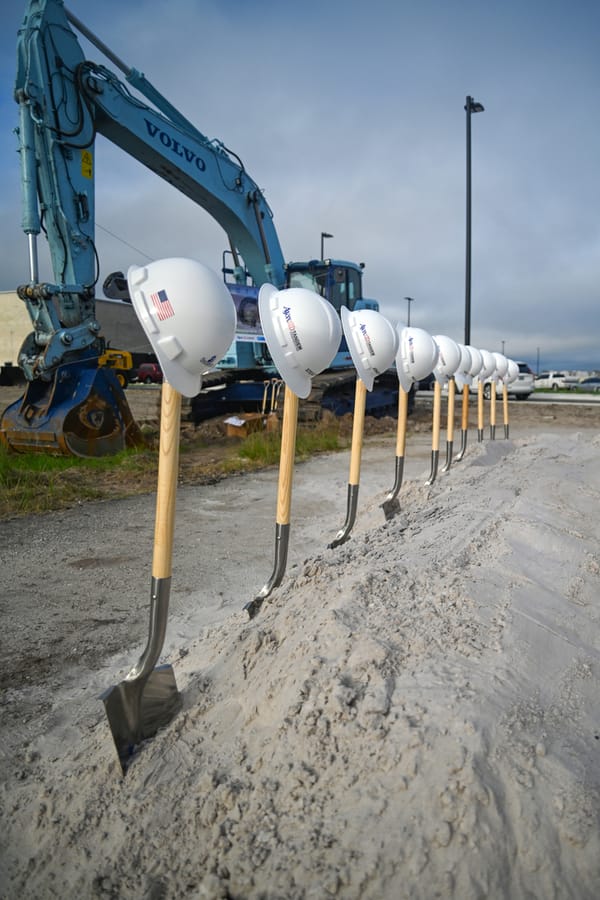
left=328, top=378, right=366, bottom=548
left=329, top=484, right=359, bottom=548
left=381, top=455, right=404, bottom=519
left=102, top=384, right=183, bottom=772
left=381, top=387, right=409, bottom=520
left=102, top=666, right=182, bottom=772
left=244, top=386, right=298, bottom=620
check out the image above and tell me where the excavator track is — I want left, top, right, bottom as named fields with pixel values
left=300, top=369, right=400, bottom=421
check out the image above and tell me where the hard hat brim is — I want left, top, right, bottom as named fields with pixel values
left=454, top=372, right=472, bottom=388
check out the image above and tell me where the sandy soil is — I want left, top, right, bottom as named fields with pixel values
left=1, top=400, right=599, bottom=898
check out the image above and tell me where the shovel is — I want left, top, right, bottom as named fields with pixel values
left=441, top=376, right=456, bottom=473
left=102, top=381, right=183, bottom=771
left=381, top=384, right=409, bottom=519
left=425, top=379, right=441, bottom=485
left=477, top=380, right=485, bottom=442
left=261, top=379, right=271, bottom=415
left=245, top=385, right=299, bottom=619
left=503, top=382, right=510, bottom=438
left=329, top=377, right=367, bottom=548
left=489, top=380, right=497, bottom=440
left=454, top=383, right=470, bottom=461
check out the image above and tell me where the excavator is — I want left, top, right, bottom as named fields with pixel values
left=2, top=0, right=398, bottom=457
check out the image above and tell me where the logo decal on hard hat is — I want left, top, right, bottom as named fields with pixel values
left=283, top=306, right=303, bottom=352
left=360, top=323, right=376, bottom=357
left=408, top=336, right=415, bottom=364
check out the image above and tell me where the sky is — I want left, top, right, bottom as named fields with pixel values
left=1, top=0, right=599, bottom=372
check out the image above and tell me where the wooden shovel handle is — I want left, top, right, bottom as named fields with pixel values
left=503, top=383, right=509, bottom=425
left=477, top=381, right=484, bottom=431
left=490, top=381, right=497, bottom=427
left=396, top=387, right=409, bottom=457
left=152, top=382, right=182, bottom=580
left=432, top=380, right=441, bottom=452
left=461, top=383, right=470, bottom=430
left=446, top=378, right=456, bottom=441
left=349, top=378, right=367, bottom=486
left=276, top=386, right=299, bottom=525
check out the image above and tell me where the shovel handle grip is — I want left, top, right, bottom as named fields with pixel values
left=276, top=386, right=299, bottom=525
left=153, top=382, right=182, bottom=579
left=395, top=387, right=409, bottom=457
left=349, top=378, right=367, bottom=485
left=431, top=380, right=441, bottom=452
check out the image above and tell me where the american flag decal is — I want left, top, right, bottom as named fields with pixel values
left=150, top=289, right=175, bottom=321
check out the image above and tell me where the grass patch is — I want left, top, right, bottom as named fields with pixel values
left=239, top=424, right=342, bottom=465
left=0, top=443, right=156, bottom=518
left=0, top=419, right=348, bottom=519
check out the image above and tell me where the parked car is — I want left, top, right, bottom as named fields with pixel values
left=472, top=361, right=534, bottom=400
left=534, top=371, right=578, bottom=391
left=575, top=376, right=600, bottom=393
left=137, top=362, right=163, bottom=384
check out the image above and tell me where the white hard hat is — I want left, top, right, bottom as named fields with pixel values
left=127, top=257, right=236, bottom=397
left=454, top=344, right=473, bottom=388
left=466, top=345, right=483, bottom=378
left=341, top=307, right=399, bottom=391
left=395, top=326, right=439, bottom=392
left=479, top=349, right=497, bottom=381
left=258, top=283, right=342, bottom=398
left=433, top=334, right=461, bottom=384
left=505, top=359, right=519, bottom=384
left=492, top=352, right=509, bottom=382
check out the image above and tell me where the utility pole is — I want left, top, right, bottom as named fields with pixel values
left=464, top=95, right=485, bottom=346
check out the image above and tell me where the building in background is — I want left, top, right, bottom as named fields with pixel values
left=0, top=291, right=29, bottom=366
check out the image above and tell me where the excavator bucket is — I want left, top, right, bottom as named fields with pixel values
left=0, top=363, right=144, bottom=457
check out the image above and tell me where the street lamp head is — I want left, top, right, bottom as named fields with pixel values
left=466, top=95, right=485, bottom=114
left=320, top=232, right=334, bottom=261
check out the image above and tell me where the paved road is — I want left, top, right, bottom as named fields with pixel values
left=416, top=389, right=600, bottom=405
left=526, top=390, right=600, bottom=404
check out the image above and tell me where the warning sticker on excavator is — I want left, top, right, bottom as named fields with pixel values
left=81, top=150, right=93, bottom=179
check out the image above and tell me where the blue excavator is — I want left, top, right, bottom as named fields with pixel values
left=2, top=0, right=397, bottom=457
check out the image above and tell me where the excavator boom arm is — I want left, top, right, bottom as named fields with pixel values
left=3, top=0, right=287, bottom=456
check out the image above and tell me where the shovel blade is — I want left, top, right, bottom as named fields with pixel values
left=102, top=665, right=182, bottom=772
left=381, top=495, right=400, bottom=520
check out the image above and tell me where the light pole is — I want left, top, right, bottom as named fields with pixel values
left=321, top=232, right=333, bottom=260
left=404, top=296, right=414, bottom=326
left=464, top=95, right=484, bottom=347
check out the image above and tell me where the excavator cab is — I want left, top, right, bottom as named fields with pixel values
left=286, top=261, right=359, bottom=312
left=285, top=261, right=378, bottom=371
